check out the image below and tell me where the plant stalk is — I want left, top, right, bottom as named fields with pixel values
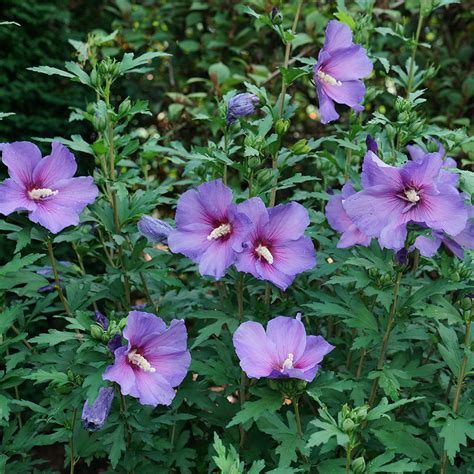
left=406, top=9, right=424, bottom=97
left=368, top=271, right=403, bottom=406
left=47, top=238, right=72, bottom=316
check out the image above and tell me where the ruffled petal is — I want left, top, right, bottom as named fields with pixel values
left=102, top=346, right=139, bottom=398
left=53, top=177, right=98, bottom=212
left=266, top=316, right=306, bottom=364
left=295, top=335, right=334, bottom=372
left=198, top=239, right=235, bottom=279
left=412, top=234, right=442, bottom=257
left=32, top=142, right=77, bottom=188
left=322, top=20, right=353, bottom=54
left=324, top=45, right=373, bottom=81
left=323, top=79, right=366, bottom=109
left=271, top=236, right=316, bottom=277
left=28, top=200, right=80, bottom=234
left=123, top=311, right=167, bottom=347
left=316, top=82, right=339, bottom=124
left=233, top=321, right=277, bottom=378
left=361, top=151, right=402, bottom=189
left=0, top=141, right=42, bottom=186
left=0, top=179, right=35, bottom=215
left=236, top=197, right=269, bottom=228
left=266, top=202, right=310, bottom=242
left=168, top=227, right=211, bottom=260
left=134, top=370, right=176, bottom=406
left=255, top=259, right=296, bottom=290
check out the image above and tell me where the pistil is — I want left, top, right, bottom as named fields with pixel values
left=317, top=70, right=342, bottom=86
left=28, top=188, right=58, bottom=200
left=255, top=244, right=274, bottom=264
left=128, top=349, right=155, bottom=372
left=207, top=223, right=232, bottom=240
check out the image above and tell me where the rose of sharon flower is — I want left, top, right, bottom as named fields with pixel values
left=103, top=311, right=191, bottom=407
left=226, top=92, right=259, bottom=125
left=0, top=141, right=98, bottom=234
left=233, top=314, right=334, bottom=382
left=313, top=20, right=373, bottom=124
left=343, top=150, right=469, bottom=251
left=326, top=182, right=371, bottom=248
left=235, top=198, right=316, bottom=290
left=168, top=180, right=252, bottom=279
left=81, top=387, right=114, bottom=432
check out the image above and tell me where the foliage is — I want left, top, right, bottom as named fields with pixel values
left=0, top=1, right=473, bottom=473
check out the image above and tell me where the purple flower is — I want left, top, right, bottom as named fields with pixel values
left=343, top=150, right=469, bottom=251
left=0, top=142, right=98, bottom=234
left=138, top=216, right=173, bottom=244
left=94, top=310, right=109, bottom=331
left=326, top=182, right=371, bottom=248
left=102, top=311, right=191, bottom=407
left=226, top=93, right=259, bottom=125
left=313, top=20, right=373, bottom=124
left=411, top=206, right=474, bottom=259
left=233, top=314, right=334, bottom=382
left=81, top=387, right=114, bottom=431
left=235, top=198, right=316, bottom=290
left=167, top=180, right=252, bottom=279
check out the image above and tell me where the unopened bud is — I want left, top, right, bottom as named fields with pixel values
left=342, top=418, right=355, bottom=433
left=275, top=118, right=290, bottom=136
left=352, top=457, right=366, bottom=474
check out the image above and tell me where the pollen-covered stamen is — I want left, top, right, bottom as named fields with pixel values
left=28, top=188, right=59, bottom=200
left=128, top=349, right=155, bottom=373
left=405, top=189, right=420, bottom=203
left=207, top=223, right=232, bottom=240
left=255, top=244, right=273, bottom=264
left=317, top=70, right=342, bottom=86
left=281, top=353, right=294, bottom=372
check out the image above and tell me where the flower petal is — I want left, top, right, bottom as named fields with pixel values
left=324, top=45, right=373, bottom=81
left=32, top=142, right=78, bottom=187
left=198, top=239, right=235, bottom=279
left=28, top=200, right=80, bottom=234
left=322, top=20, right=353, bottom=54
left=0, top=179, right=35, bottom=215
left=323, top=79, right=366, bottom=109
left=53, top=176, right=98, bottom=212
left=123, top=311, right=167, bottom=347
left=168, top=227, right=211, bottom=260
left=266, top=202, right=310, bottom=242
left=378, top=222, right=408, bottom=250
left=266, top=316, right=306, bottom=363
left=255, top=259, right=296, bottom=290
left=361, top=151, right=402, bottom=189
left=236, top=197, right=268, bottom=227
left=326, top=191, right=354, bottom=233
left=0, top=141, right=42, bottom=186
left=233, top=321, right=277, bottom=378
left=271, top=236, right=316, bottom=277
left=234, top=248, right=259, bottom=279
left=134, top=370, right=176, bottom=406
left=412, top=234, right=442, bottom=257
left=338, top=224, right=371, bottom=248
left=102, top=346, right=139, bottom=398
left=295, top=335, right=334, bottom=371
left=316, top=83, right=339, bottom=124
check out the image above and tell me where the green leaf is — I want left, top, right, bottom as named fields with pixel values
left=334, top=11, right=356, bottom=30
left=0, top=395, right=10, bottom=421
left=108, top=424, right=126, bottom=469
left=27, top=66, right=74, bottom=78
left=29, top=330, right=78, bottom=347
left=437, top=323, right=462, bottom=377
left=279, top=67, right=309, bottom=86
left=25, top=370, right=69, bottom=386
left=227, top=392, right=282, bottom=428
left=367, top=397, right=424, bottom=421
left=208, top=62, right=231, bottom=84
left=0, top=253, right=44, bottom=276
left=439, top=415, right=474, bottom=462
left=0, top=306, right=21, bottom=334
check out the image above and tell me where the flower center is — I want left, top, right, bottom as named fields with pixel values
left=28, top=188, right=58, bottom=200
left=404, top=189, right=420, bottom=203
left=255, top=244, right=273, bottom=264
left=281, top=353, right=294, bottom=371
left=207, top=223, right=232, bottom=240
left=317, top=70, right=342, bottom=86
left=127, top=349, right=155, bottom=372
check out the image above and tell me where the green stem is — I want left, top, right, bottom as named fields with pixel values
left=69, top=408, right=77, bottom=474
left=345, top=444, right=352, bottom=474
left=237, top=273, right=244, bottom=322
left=223, top=128, right=229, bottom=185
left=440, top=318, right=471, bottom=473
left=270, top=0, right=304, bottom=207
left=406, top=9, right=424, bottom=97
left=368, top=271, right=403, bottom=406
left=293, top=399, right=303, bottom=438
left=47, top=238, right=72, bottom=316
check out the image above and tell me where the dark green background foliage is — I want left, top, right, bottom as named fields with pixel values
left=0, top=1, right=473, bottom=473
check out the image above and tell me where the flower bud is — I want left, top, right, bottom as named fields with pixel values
left=90, top=324, right=104, bottom=340
left=247, top=156, right=261, bottom=169
left=81, top=387, right=114, bottom=431
left=292, top=139, right=311, bottom=155
left=118, top=98, right=132, bottom=116
left=365, top=135, right=379, bottom=154
left=226, top=93, right=259, bottom=125
left=107, top=333, right=123, bottom=353
left=460, top=298, right=472, bottom=312
left=270, top=7, right=283, bottom=25
left=342, top=418, right=355, bottom=433
left=352, top=457, right=366, bottom=474
left=94, top=310, right=109, bottom=330
left=138, top=216, right=173, bottom=244
left=275, top=118, right=290, bottom=136
left=353, top=405, right=368, bottom=422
